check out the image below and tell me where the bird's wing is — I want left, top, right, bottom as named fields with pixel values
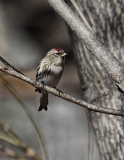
left=36, top=59, right=50, bottom=82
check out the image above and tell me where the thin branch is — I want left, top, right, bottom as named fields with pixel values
left=69, top=0, right=94, bottom=33
left=0, top=144, right=39, bottom=160
left=0, top=56, right=25, bottom=76
left=0, top=122, right=42, bottom=160
left=0, top=56, right=124, bottom=116
left=1, top=79, right=48, bottom=160
left=46, top=0, right=124, bottom=93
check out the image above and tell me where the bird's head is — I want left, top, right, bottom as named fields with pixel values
left=46, top=48, right=67, bottom=65
left=47, top=48, right=67, bottom=57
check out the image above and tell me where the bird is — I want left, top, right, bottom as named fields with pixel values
left=35, top=48, right=67, bottom=111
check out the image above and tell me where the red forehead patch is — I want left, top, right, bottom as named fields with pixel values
left=54, top=48, right=62, bottom=51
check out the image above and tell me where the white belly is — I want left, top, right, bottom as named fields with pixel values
left=41, top=65, right=63, bottom=87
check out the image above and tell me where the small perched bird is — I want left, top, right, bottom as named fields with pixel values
left=36, top=48, right=67, bottom=111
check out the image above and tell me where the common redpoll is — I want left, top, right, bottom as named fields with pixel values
left=36, top=48, right=67, bottom=111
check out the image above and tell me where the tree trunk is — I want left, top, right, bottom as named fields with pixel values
left=67, top=0, right=124, bottom=159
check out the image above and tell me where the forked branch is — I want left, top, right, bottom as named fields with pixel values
left=0, top=56, right=124, bottom=116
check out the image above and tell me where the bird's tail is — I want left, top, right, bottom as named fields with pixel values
left=38, top=91, right=48, bottom=111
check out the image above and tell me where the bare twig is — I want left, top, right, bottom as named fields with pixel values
left=0, top=122, right=42, bottom=160
left=1, top=79, right=48, bottom=160
left=69, top=0, right=94, bottom=33
left=0, top=144, right=39, bottom=160
left=46, top=0, right=124, bottom=94
left=0, top=56, right=124, bottom=116
left=0, top=56, right=25, bottom=76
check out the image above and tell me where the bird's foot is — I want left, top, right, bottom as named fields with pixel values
left=35, top=88, right=41, bottom=93
left=35, top=82, right=45, bottom=93
left=41, top=81, right=45, bottom=87
left=55, top=87, right=63, bottom=95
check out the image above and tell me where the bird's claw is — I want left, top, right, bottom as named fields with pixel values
left=55, top=87, right=63, bottom=95
left=35, top=88, right=41, bottom=93
left=41, top=81, right=45, bottom=87
left=35, top=81, right=45, bottom=93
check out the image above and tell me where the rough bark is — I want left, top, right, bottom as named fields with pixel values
left=67, top=0, right=124, bottom=159
left=46, top=0, right=124, bottom=93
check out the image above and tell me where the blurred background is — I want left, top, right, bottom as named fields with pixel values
left=0, top=0, right=100, bottom=160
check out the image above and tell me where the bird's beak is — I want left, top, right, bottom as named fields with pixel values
left=61, top=53, right=67, bottom=57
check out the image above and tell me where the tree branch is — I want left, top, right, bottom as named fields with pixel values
left=0, top=56, right=124, bottom=116
left=46, top=0, right=124, bottom=94
left=69, top=0, right=94, bottom=33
